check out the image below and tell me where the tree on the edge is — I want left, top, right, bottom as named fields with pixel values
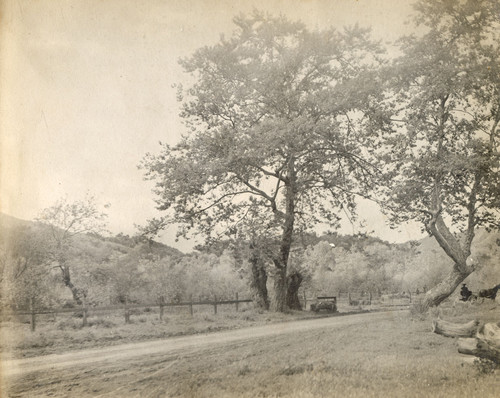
left=0, top=224, right=56, bottom=308
left=141, top=12, right=384, bottom=311
left=378, top=0, right=500, bottom=309
left=36, top=195, right=108, bottom=305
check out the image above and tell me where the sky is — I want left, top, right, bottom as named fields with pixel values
left=0, top=0, right=425, bottom=252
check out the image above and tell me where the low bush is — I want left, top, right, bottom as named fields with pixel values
left=473, top=358, right=499, bottom=375
left=88, top=318, right=116, bottom=328
left=57, top=318, right=83, bottom=330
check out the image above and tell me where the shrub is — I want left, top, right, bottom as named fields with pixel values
left=18, top=332, right=54, bottom=350
left=278, top=364, right=314, bottom=376
left=474, top=358, right=499, bottom=375
left=410, top=300, right=428, bottom=318
left=57, top=318, right=83, bottom=330
left=88, top=318, right=116, bottom=328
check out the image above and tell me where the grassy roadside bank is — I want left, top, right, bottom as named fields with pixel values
left=0, top=305, right=367, bottom=358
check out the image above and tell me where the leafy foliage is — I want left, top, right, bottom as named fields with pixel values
left=375, top=0, right=500, bottom=307
left=379, top=0, right=500, bottom=235
left=34, top=195, right=109, bottom=304
left=0, top=223, right=60, bottom=308
left=141, top=11, right=386, bottom=310
left=142, top=13, right=383, bottom=240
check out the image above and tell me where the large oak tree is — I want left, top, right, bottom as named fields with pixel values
left=142, top=12, right=384, bottom=311
left=378, top=0, right=500, bottom=309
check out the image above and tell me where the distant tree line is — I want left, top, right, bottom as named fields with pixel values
left=2, top=204, right=498, bottom=312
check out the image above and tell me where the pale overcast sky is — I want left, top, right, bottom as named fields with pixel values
left=1, top=0, right=424, bottom=251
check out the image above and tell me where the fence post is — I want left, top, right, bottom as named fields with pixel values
left=369, top=292, right=372, bottom=306
left=159, top=296, right=165, bottom=321
left=348, top=292, right=351, bottom=306
left=303, top=290, right=307, bottom=310
left=409, top=291, right=412, bottom=304
left=189, top=294, right=193, bottom=316
left=82, top=296, right=88, bottom=327
left=213, top=295, right=218, bottom=315
left=235, top=292, right=239, bottom=312
left=30, top=297, right=36, bottom=332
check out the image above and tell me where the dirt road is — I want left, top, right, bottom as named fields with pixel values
left=4, top=311, right=398, bottom=378
left=9, top=308, right=495, bottom=398
left=3, top=311, right=417, bottom=397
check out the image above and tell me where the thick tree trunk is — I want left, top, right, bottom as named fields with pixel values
left=420, top=156, right=477, bottom=310
left=432, top=319, right=479, bottom=338
left=249, top=251, right=270, bottom=310
left=421, top=264, right=472, bottom=310
left=61, top=265, right=83, bottom=305
left=273, top=266, right=288, bottom=312
left=286, top=272, right=303, bottom=310
left=272, top=156, right=296, bottom=312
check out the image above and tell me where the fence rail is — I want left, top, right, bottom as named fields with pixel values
left=1, top=293, right=253, bottom=331
left=2, top=299, right=254, bottom=317
left=301, top=291, right=423, bottom=310
left=2, top=291, right=423, bottom=332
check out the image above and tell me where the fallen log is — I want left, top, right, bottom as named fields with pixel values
left=457, top=322, right=500, bottom=364
left=477, top=322, right=500, bottom=350
left=458, top=337, right=500, bottom=363
left=432, top=319, right=479, bottom=338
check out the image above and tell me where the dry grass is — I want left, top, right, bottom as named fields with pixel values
left=1, top=304, right=348, bottom=358
left=142, top=301, right=499, bottom=398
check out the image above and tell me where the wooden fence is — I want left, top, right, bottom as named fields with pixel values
left=2, top=291, right=423, bottom=332
left=301, top=291, right=422, bottom=310
left=1, top=293, right=253, bottom=331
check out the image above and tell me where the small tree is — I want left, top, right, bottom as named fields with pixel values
left=36, top=195, right=108, bottom=305
left=0, top=225, right=59, bottom=309
left=304, top=241, right=338, bottom=296
left=141, top=256, right=185, bottom=304
left=110, top=256, right=147, bottom=305
left=180, top=252, right=247, bottom=301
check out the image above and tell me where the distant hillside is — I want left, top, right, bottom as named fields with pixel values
left=0, top=212, right=30, bottom=231
left=0, top=212, right=184, bottom=260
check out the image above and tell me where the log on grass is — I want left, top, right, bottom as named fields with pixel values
left=457, top=322, right=500, bottom=363
left=432, top=319, right=479, bottom=338
left=458, top=337, right=500, bottom=363
left=477, top=322, right=500, bottom=350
